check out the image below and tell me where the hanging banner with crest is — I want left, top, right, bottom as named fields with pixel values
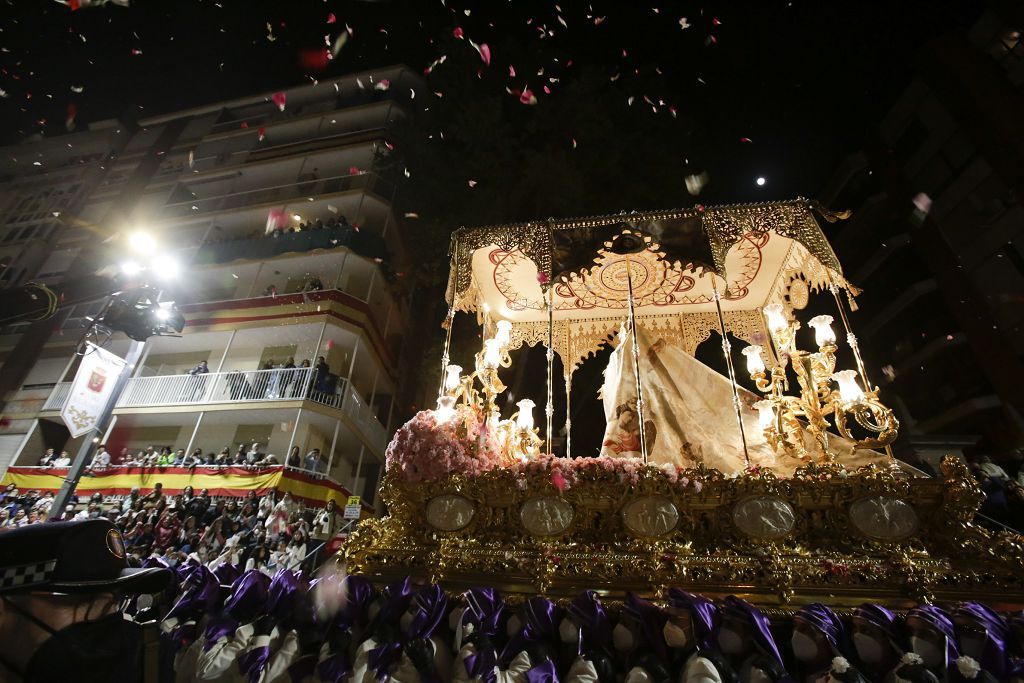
left=60, top=343, right=127, bottom=438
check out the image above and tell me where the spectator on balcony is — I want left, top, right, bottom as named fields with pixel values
left=245, top=545, right=272, bottom=575
left=303, top=448, right=325, bottom=474
left=978, top=455, right=1010, bottom=482
left=286, top=446, right=301, bottom=468
left=285, top=530, right=308, bottom=570
left=156, top=447, right=175, bottom=467
left=88, top=446, right=111, bottom=472
left=245, top=442, right=261, bottom=466
left=214, top=449, right=231, bottom=467
left=313, top=356, right=330, bottom=394
left=185, top=360, right=209, bottom=401
left=255, top=452, right=279, bottom=466
left=171, top=449, right=186, bottom=466
left=280, top=357, right=297, bottom=396
left=303, top=276, right=324, bottom=292
left=291, top=359, right=311, bottom=397
left=182, top=449, right=202, bottom=468
left=226, top=369, right=252, bottom=400
left=264, top=283, right=278, bottom=298
left=37, top=448, right=55, bottom=466
left=51, top=451, right=71, bottom=467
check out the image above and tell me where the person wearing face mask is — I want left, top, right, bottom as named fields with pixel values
left=718, top=596, right=794, bottom=683
left=664, top=589, right=736, bottom=683
left=902, top=605, right=961, bottom=682
left=850, top=603, right=906, bottom=682
left=950, top=603, right=1009, bottom=682
left=0, top=518, right=172, bottom=682
left=789, top=603, right=868, bottom=683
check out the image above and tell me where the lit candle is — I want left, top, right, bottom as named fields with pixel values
left=808, top=315, right=837, bottom=347
left=762, top=303, right=788, bottom=335
left=753, top=400, right=776, bottom=430
left=444, top=364, right=463, bottom=392
left=434, top=395, right=456, bottom=423
left=495, top=319, right=512, bottom=346
left=742, top=345, right=766, bottom=375
left=831, top=369, right=865, bottom=403
left=516, top=399, right=536, bottom=430
left=482, top=339, right=502, bottom=369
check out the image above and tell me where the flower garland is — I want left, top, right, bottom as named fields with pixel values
left=386, top=413, right=704, bottom=493
left=385, top=407, right=505, bottom=483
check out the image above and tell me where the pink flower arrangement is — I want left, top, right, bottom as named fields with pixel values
left=386, top=415, right=708, bottom=492
left=386, top=407, right=504, bottom=483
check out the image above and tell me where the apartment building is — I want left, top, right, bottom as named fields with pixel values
left=0, top=65, right=421, bottom=504
left=818, top=7, right=1024, bottom=459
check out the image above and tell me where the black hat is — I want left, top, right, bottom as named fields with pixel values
left=0, top=519, right=171, bottom=595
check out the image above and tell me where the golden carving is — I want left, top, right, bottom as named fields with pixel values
left=344, top=455, right=1024, bottom=607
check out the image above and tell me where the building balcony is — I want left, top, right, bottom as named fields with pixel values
left=161, top=170, right=395, bottom=221
left=41, top=367, right=390, bottom=456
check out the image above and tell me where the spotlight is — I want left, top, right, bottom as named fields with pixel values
left=120, top=261, right=142, bottom=276
left=150, top=255, right=180, bottom=279
left=128, top=231, right=157, bottom=254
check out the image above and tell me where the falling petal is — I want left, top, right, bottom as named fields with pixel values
left=374, top=78, right=391, bottom=91
left=70, top=85, right=84, bottom=93
left=257, top=126, right=266, bottom=141
left=740, top=137, right=752, bottom=143
left=327, top=12, right=336, bottom=24
left=713, top=17, right=722, bottom=25
left=271, top=92, right=286, bottom=111
left=468, top=180, right=477, bottom=187
left=508, top=64, right=516, bottom=78
left=594, top=16, right=605, bottom=25
left=348, top=166, right=361, bottom=175
left=452, top=26, right=464, bottom=39
left=519, top=88, right=537, bottom=105
left=679, top=17, right=691, bottom=29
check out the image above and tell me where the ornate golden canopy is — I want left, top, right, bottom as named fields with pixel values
left=444, top=198, right=853, bottom=373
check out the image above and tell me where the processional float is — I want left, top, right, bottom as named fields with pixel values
left=345, top=199, right=1024, bottom=609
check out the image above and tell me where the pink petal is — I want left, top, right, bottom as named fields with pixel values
left=519, top=88, right=537, bottom=105
left=327, top=12, right=336, bottom=24
left=257, top=126, right=266, bottom=141
left=478, top=42, right=491, bottom=66
left=452, top=26, right=464, bottom=39
left=271, top=91, right=286, bottom=111
left=468, top=180, right=477, bottom=187
left=551, top=470, right=566, bottom=492
left=508, top=64, right=516, bottom=78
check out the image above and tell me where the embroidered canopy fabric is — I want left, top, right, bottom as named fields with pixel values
left=445, top=198, right=851, bottom=374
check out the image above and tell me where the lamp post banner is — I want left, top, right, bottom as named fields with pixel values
left=60, top=343, right=127, bottom=438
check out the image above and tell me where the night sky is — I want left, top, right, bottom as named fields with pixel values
left=1, top=0, right=980, bottom=201
left=0, top=0, right=985, bottom=447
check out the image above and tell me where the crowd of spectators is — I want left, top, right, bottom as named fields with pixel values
left=35, top=442, right=332, bottom=473
left=0, top=482, right=343, bottom=575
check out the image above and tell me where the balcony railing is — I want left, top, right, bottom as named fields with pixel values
left=163, top=171, right=395, bottom=219
left=41, top=368, right=389, bottom=452
left=42, top=382, right=72, bottom=411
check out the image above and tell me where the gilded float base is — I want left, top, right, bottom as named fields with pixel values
left=342, top=456, right=1024, bottom=610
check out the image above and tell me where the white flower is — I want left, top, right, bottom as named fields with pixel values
left=955, top=656, right=981, bottom=679
left=901, top=652, right=923, bottom=665
left=831, top=656, right=850, bottom=673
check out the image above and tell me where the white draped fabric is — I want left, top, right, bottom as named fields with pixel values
left=599, top=325, right=887, bottom=476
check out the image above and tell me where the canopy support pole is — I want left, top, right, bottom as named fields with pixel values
left=438, top=252, right=459, bottom=402
left=712, top=279, right=751, bottom=467
left=545, top=287, right=554, bottom=454
left=564, top=372, right=572, bottom=458
left=624, top=255, right=648, bottom=464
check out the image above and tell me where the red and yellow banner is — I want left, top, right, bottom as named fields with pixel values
left=0, top=466, right=361, bottom=509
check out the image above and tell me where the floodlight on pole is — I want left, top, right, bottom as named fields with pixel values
left=128, top=231, right=157, bottom=254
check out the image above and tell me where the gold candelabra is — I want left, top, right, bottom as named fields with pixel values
left=434, top=319, right=543, bottom=462
left=741, top=304, right=898, bottom=462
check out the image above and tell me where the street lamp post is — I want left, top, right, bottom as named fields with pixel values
left=48, top=231, right=183, bottom=520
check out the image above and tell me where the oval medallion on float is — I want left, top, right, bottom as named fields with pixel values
left=849, top=496, right=918, bottom=540
left=425, top=494, right=475, bottom=531
left=733, top=496, right=796, bottom=539
left=520, top=497, right=574, bottom=536
left=622, top=496, right=680, bottom=536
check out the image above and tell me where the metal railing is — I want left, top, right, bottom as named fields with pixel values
left=41, top=369, right=389, bottom=452
left=163, top=171, right=395, bottom=219
left=42, top=382, right=72, bottom=411
left=118, top=367, right=317, bottom=407
left=340, top=381, right=388, bottom=449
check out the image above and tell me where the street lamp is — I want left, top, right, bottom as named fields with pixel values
left=49, top=231, right=185, bottom=520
